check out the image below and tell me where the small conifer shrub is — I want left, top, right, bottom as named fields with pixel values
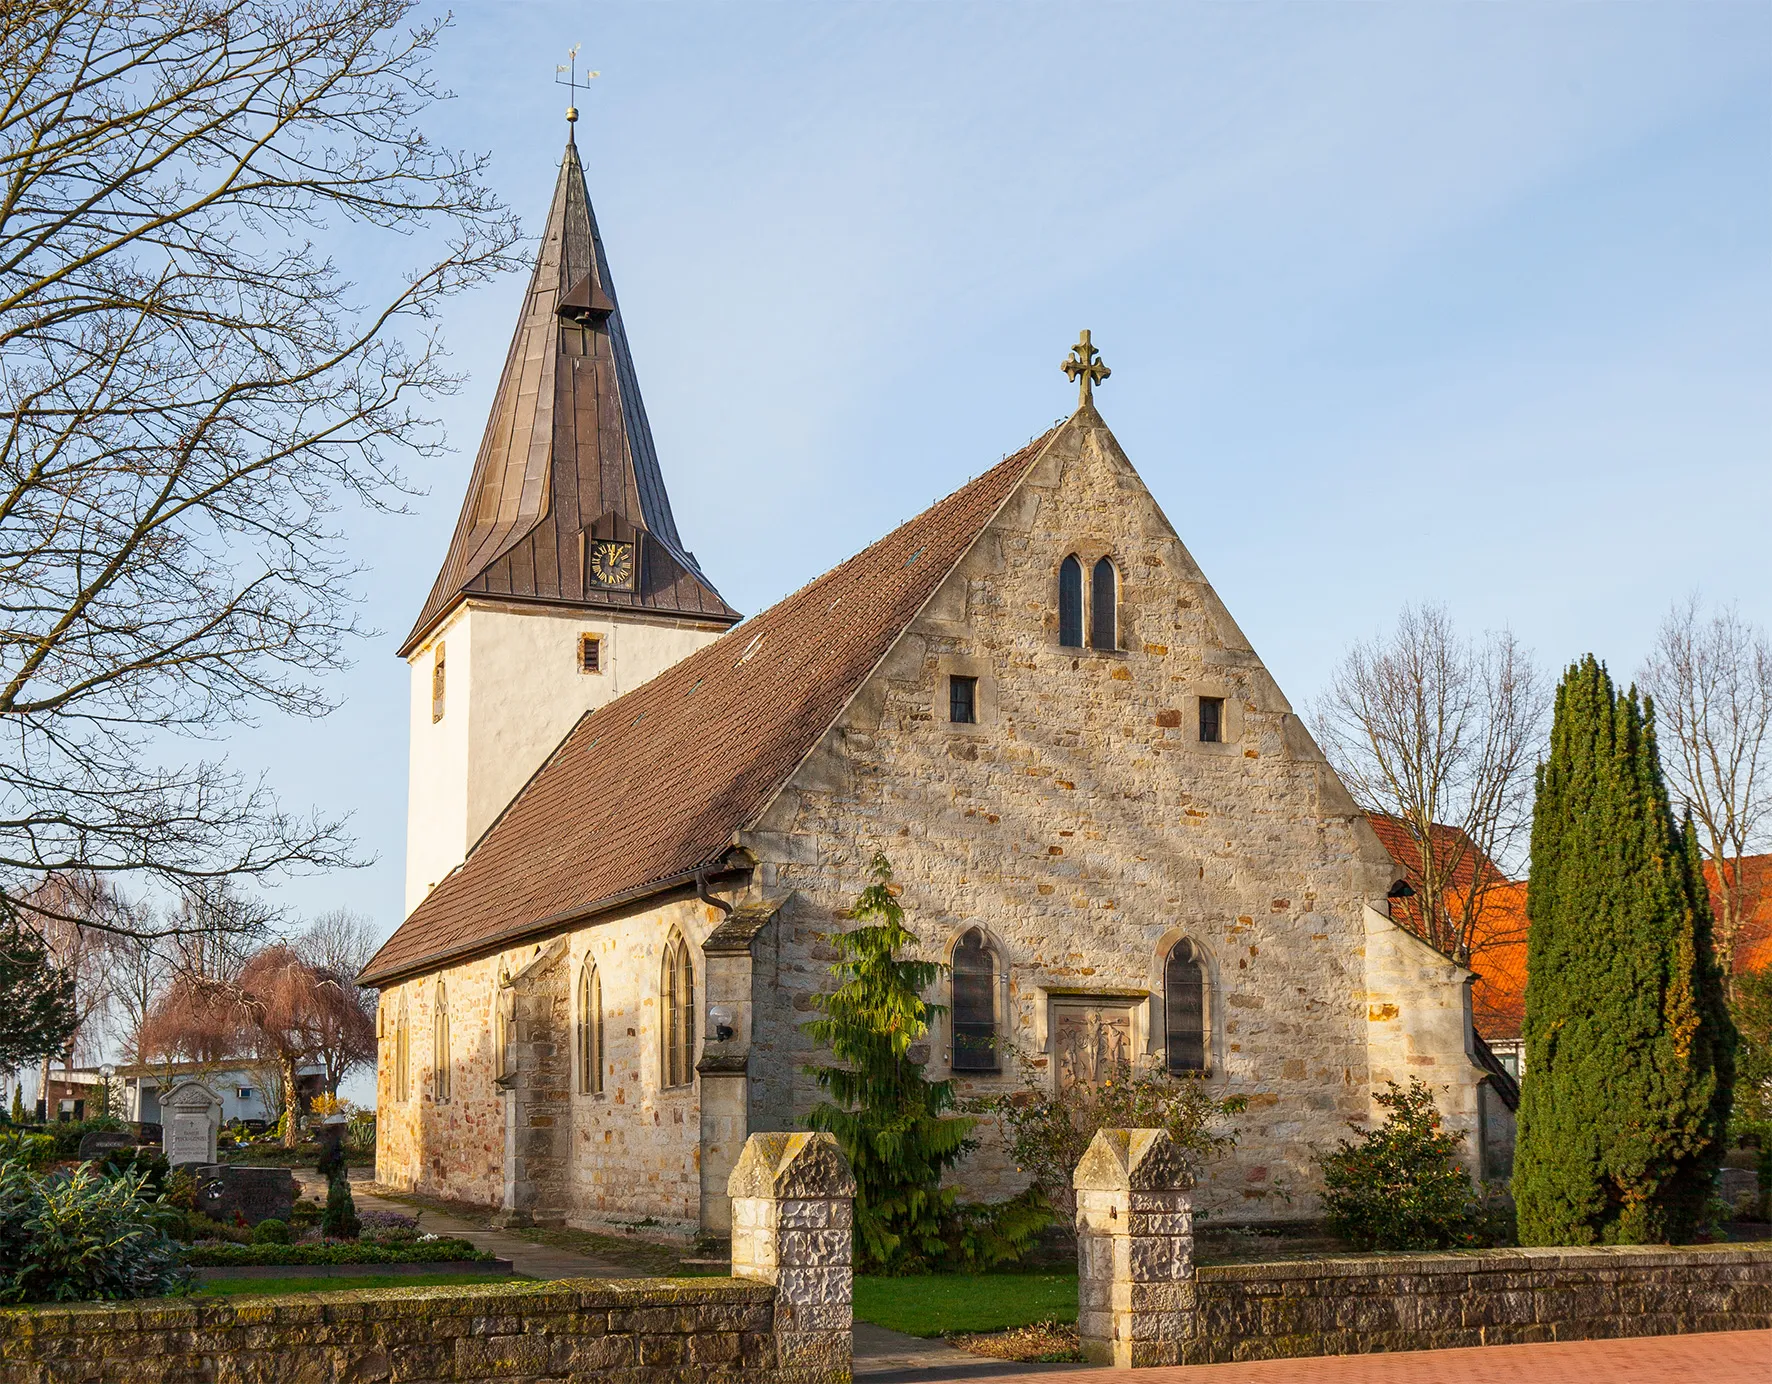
left=803, top=853, right=1050, bottom=1273
left=321, top=1175, right=360, bottom=1240
left=1316, top=1080, right=1478, bottom=1251
left=1514, top=657, right=1736, bottom=1245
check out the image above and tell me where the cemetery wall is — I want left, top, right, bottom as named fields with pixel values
left=0, top=1277, right=839, bottom=1384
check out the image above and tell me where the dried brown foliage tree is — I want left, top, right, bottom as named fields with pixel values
left=0, top=1, right=519, bottom=935
left=1639, top=596, right=1772, bottom=990
left=1312, top=605, right=1548, bottom=960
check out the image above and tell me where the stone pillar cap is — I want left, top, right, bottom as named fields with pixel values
left=1073, top=1127, right=1196, bottom=1192
left=727, top=1131, right=857, bottom=1200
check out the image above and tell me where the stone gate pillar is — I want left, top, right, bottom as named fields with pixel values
left=728, top=1131, right=855, bottom=1375
left=1073, top=1128, right=1199, bottom=1368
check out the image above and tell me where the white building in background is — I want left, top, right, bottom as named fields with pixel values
left=116, top=1060, right=325, bottom=1128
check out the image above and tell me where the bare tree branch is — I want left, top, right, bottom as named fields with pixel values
left=1310, top=604, right=1548, bottom=960
left=1639, top=595, right=1772, bottom=991
left=0, top=1, right=521, bottom=929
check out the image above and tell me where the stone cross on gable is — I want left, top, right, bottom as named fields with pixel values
left=1064, top=330, right=1111, bottom=408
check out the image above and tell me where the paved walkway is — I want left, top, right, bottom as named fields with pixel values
left=937, top=1330, right=1772, bottom=1384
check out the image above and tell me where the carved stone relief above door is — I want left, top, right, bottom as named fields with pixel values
left=1050, top=997, right=1140, bottom=1092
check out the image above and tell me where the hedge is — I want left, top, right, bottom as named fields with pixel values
left=183, top=1238, right=491, bottom=1267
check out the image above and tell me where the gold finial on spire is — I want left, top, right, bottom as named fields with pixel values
left=1063, top=330, right=1110, bottom=408
left=555, top=44, right=599, bottom=128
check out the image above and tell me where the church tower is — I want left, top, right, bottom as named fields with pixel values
left=399, top=126, right=740, bottom=915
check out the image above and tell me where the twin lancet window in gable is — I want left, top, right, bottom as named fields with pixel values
left=660, top=930, right=695, bottom=1089
left=578, top=960, right=604, bottom=1095
left=1058, top=555, right=1119, bottom=652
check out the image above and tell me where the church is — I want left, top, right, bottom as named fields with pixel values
left=360, top=124, right=1508, bottom=1236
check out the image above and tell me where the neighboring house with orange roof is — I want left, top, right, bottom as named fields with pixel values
left=362, top=127, right=1508, bottom=1237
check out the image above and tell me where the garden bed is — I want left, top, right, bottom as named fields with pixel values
left=184, top=1238, right=492, bottom=1267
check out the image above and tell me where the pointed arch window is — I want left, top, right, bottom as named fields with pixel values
left=431, top=643, right=446, bottom=723
left=1163, top=940, right=1207, bottom=1074
left=1058, top=556, right=1084, bottom=648
left=1090, top=558, right=1118, bottom=651
left=433, top=980, right=451, bottom=1103
left=493, top=971, right=513, bottom=1082
left=578, top=960, right=604, bottom=1095
left=394, top=994, right=411, bottom=1101
left=951, top=928, right=1000, bottom=1072
left=660, top=932, right=695, bottom=1089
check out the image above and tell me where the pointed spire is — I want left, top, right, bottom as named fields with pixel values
left=401, top=139, right=739, bottom=656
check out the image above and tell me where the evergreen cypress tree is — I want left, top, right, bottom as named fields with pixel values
left=1515, top=656, right=1735, bottom=1244
left=803, top=854, right=978, bottom=1272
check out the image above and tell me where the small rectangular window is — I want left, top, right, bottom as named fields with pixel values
left=431, top=643, right=446, bottom=723
left=579, top=634, right=602, bottom=674
left=949, top=675, right=978, bottom=724
left=1198, top=696, right=1224, bottom=744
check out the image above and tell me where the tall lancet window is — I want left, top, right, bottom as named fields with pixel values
left=431, top=643, right=446, bottom=723
left=1164, top=940, right=1207, bottom=1075
left=1058, top=556, right=1084, bottom=648
left=951, top=929, right=1000, bottom=1072
left=660, top=931, right=695, bottom=1089
left=578, top=960, right=603, bottom=1095
left=433, top=980, right=450, bottom=1103
left=1090, top=558, right=1118, bottom=651
left=394, top=994, right=410, bottom=1101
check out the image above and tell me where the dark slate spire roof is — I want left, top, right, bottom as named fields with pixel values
left=400, top=136, right=739, bottom=657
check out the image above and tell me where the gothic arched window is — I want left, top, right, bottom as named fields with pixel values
left=578, top=960, right=603, bottom=1095
left=660, top=932, right=695, bottom=1089
left=394, top=994, right=410, bottom=1101
left=951, top=928, right=1000, bottom=1072
left=433, top=979, right=450, bottom=1103
left=1058, top=555, right=1084, bottom=648
left=1164, top=940, right=1207, bottom=1074
left=1090, top=557, right=1118, bottom=651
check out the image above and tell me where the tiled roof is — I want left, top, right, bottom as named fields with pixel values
left=361, top=431, right=1057, bottom=986
left=400, top=136, right=738, bottom=657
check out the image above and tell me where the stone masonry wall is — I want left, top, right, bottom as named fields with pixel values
left=0, top=1278, right=819, bottom=1384
left=376, top=893, right=725, bottom=1232
left=741, top=414, right=1411, bottom=1219
left=1188, top=1243, right=1772, bottom=1364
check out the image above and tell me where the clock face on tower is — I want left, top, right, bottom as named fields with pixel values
left=587, top=539, right=635, bottom=590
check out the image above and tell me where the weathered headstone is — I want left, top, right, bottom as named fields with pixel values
left=162, top=1081, right=222, bottom=1168
left=197, top=1165, right=297, bottom=1225
left=76, top=1129, right=135, bottom=1161
left=1074, top=1127, right=1198, bottom=1368
left=728, top=1130, right=855, bottom=1375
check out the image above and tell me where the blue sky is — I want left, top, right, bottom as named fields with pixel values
left=251, top=3, right=1771, bottom=945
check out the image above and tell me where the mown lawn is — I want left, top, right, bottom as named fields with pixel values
left=854, top=1272, right=1077, bottom=1337
left=194, top=1272, right=518, bottom=1296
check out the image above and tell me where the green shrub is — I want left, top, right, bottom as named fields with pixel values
left=0, top=1158, right=189, bottom=1302
left=250, top=1218, right=291, bottom=1244
left=40, top=1116, right=128, bottom=1160
left=184, top=1237, right=491, bottom=1267
left=345, top=1112, right=376, bottom=1151
left=288, top=1196, right=322, bottom=1228
left=0, top=1129, right=55, bottom=1169
left=99, top=1146, right=169, bottom=1196
left=1316, top=1080, right=1480, bottom=1251
left=321, top=1175, right=360, bottom=1240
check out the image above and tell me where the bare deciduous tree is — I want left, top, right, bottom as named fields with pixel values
left=294, top=909, right=378, bottom=1096
left=1639, top=596, right=1772, bottom=990
left=0, top=1, right=520, bottom=934
left=1311, top=605, right=1548, bottom=960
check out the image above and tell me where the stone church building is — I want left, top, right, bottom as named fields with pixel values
left=361, top=128, right=1509, bottom=1236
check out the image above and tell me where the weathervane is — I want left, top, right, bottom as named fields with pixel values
left=1063, top=330, right=1111, bottom=409
left=555, top=44, right=599, bottom=127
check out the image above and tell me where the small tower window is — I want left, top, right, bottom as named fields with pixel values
left=579, top=634, right=602, bottom=675
left=1199, top=696, right=1224, bottom=744
left=660, top=931, right=695, bottom=1089
left=951, top=928, right=1000, bottom=1072
left=431, top=643, right=446, bottom=723
left=578, top=960, right=603, bottom=1095
left=1164, top=939, right=1208, bottom=1074
left=1090, top=558, right=1118, bottom=651
left=1058, top=555, right=1083, bottom=648
left=949, top=675, right=978, bottom=724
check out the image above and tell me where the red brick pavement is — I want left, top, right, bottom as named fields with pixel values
left=959, top=1330, right=1772, bottom=1382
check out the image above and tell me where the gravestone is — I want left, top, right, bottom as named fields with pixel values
left=162, top=1081, right=222, bottom=1168
left=76, top=1129, right=135, bottom=1161
left=197, top=1165, right=297, bottom=1225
